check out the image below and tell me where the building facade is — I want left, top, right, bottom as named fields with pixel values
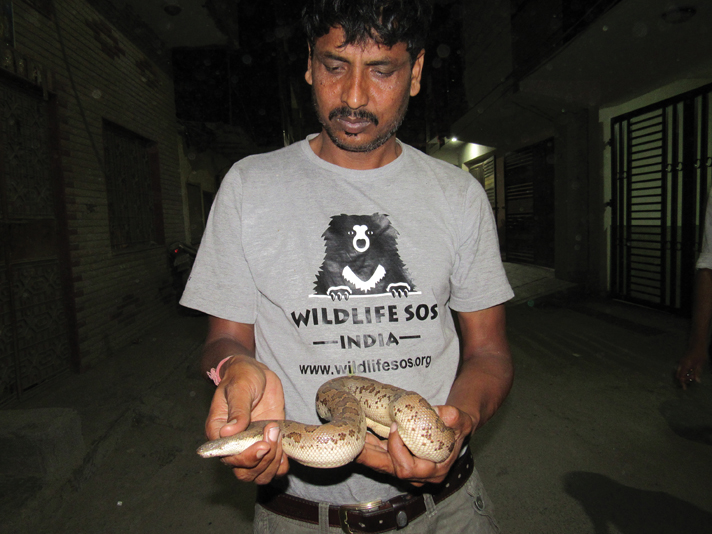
left=1, top=0, right=185, bottom=402
left=428, top=0, right=711, bottom=315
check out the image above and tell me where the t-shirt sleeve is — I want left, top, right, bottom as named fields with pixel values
left=697, top=192, right=712, bottom=270
left=448, top=180, right=514, bottom=312
left=179, top=165, right=258, bottom=323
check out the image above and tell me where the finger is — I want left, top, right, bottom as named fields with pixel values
left=387, top=424, right=434, bottom=486
left=221, top=439, right=271, bottom=471
left=206, top=373, right=257, bottom=438
left=387, top=423, right=410, bottom=464
left=275, top=449, right=291, bottom=478
left=226, top=438, right=279, bottom=483
left=224, top=381, right=258, bottom=431
left=364, top=432, right=389, bottom=452
left=435, top=405, right=459, bottom=427
left=254, top=424, right=284, bottom=485
left=355, top=434, right=395, bottom=475
left=678, top=366, right=700, bottom=389
left=693, top=370, right=703, bottom=384
left=205, top=388, right=238, bottom=440
left=436, top=405, right=475, bottom=438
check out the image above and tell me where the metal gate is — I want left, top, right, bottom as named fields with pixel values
left=0, top=77, right=72, bottom=403
left=610, top=83, right=712, bottom=313
left=467, top=155, right=496, bottom=212
left=504, top=138, right=555, bottom=267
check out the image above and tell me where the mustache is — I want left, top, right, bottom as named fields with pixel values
left=328, top=107, right=379, bottom=126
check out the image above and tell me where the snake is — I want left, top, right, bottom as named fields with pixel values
left=196, top=376, right=456, bottom=468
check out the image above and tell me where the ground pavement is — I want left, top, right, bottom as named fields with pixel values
left=2, top=264, right=711, bottom=533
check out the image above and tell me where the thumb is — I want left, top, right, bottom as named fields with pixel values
left=222, top=382, right=258, bottom=437
left=205, top=382, right=253, bottom=440
left=435, top=405, right=459, bottom=426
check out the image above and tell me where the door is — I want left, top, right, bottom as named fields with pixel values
left=503, top=138, right=555, bottom=267
left=467, top=155, right=496, bottom=212
left=0, top=77, right=72, bottom=403
left=610, top=83, right=712, bottom=313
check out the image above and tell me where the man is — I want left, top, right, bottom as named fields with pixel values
left=181, top=1, right=514, bottom=532
left=677, top=192, right=712, bottom=389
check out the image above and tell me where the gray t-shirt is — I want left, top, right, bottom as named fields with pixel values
left=181, top=136, right=513, bottom=504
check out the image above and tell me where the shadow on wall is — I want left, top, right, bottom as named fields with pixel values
left=564, top=472, right=712, bottom=534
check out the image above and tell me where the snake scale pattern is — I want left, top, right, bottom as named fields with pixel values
left=196, top=376, right=456, bottom=468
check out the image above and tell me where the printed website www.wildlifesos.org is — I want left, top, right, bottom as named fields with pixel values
left=299, top=355, right=432, bottom=376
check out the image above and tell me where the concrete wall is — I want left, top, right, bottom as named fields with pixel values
left=439, top=1, right=617, bottom=291
left=427, top=141, right=495, bottom=168
left=177, top=133, right=229, bottom=244
left=442, top=1, right=589, bottom=286
left=10, top=0, right=183, bottom=367
left=461, top=0, right=512, bottom=112
left=428, top=0, right=712, bottom=301
left=553, top=110, right=591, bottom=284
left=429, top=121, right=594, bottom=287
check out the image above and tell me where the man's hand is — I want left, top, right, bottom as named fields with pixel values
left=355, top=405, right=475, bottom=486
left=205, top=356, right=289, bottom=484
left=676, top=268, right=712, bottom=389
left=356, top=305, right=512, bottom=486
left=676, top=346, right=706, bottom=389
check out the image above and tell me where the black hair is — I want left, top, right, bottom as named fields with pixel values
left=302, top=0, right=433, bottom=61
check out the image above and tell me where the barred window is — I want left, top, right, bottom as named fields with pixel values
left=103, top=121, right=163, bottom=250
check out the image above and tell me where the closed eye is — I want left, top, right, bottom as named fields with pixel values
left=373, top=69, right=395, bottom=78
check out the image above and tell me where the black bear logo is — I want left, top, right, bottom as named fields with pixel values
left=314, top=213, right=416, bottom=301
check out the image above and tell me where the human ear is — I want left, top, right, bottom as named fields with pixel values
left=409, top=50, right=425, bottom=96
left=305, top=44, right=314, bottom=85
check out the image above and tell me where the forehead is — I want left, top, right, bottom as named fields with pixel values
left=314, top=26, right=410, bottom=61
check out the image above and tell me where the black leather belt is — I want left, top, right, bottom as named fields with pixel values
left=257, top=448, right=474, bottom=533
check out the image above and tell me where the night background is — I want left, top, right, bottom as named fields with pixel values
left=2, top=1, right=712, bottom=532
left=171, top=0, right=466, bottom=151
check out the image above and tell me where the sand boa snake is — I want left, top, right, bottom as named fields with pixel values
left=196, top=376, right=456, bottom=468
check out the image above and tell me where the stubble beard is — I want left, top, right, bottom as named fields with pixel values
left=312, top=88, right=409, bottom=153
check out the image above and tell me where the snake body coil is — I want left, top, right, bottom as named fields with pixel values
left=196, top=376, right=456, bottom=468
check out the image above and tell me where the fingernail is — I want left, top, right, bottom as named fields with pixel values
left=226, top=419, right=237, bottom=425
left=268, top=426, right=280, bottom=442
left=255, top=449, right=267, bottom=459
left=390, top=422, right=397, bottom=434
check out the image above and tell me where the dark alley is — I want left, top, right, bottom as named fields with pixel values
left=2, top=1, right=712, bottom=533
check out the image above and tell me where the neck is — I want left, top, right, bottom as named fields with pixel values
left=309, top=132, right=401, bottom=170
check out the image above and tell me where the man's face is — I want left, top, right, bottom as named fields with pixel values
left=305, top=27, right=424, bottom=153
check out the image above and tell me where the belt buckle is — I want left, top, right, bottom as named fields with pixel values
left=338, top=499, right=383, bottom=534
